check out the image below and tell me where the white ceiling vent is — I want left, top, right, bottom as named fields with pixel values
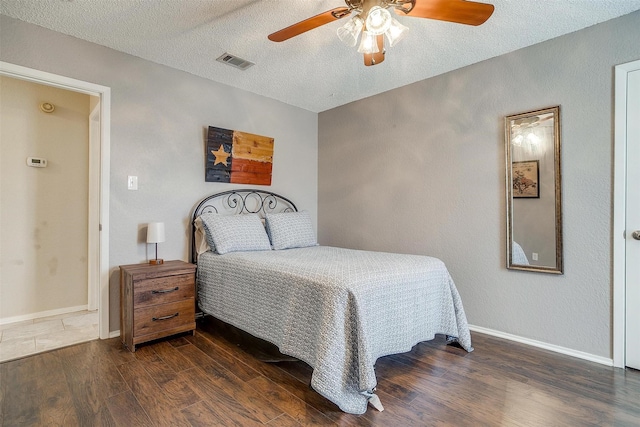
left=216, top=53, right=254, bottom=71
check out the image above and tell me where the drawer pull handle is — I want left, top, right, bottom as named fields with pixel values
left=152, top=312, right=179, bottom=322
left=151, top=287, right=179, bottom=294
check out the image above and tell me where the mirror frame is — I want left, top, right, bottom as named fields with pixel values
left=505, top=106, right=563, bottom=274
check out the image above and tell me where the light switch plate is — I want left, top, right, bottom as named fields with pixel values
left=128, top=175, right=138, bottom=190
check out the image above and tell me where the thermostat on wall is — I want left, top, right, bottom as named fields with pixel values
left=27, top=157, right=48, bottom=168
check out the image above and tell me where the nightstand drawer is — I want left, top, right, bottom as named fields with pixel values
left=133, top=299, right=195, bottom=337
left=120, top=260, right=197, bottom=351
left=134, top=274, right=194, bottom=307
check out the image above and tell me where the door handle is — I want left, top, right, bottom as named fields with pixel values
left=632, top=230, right=640, bottom=240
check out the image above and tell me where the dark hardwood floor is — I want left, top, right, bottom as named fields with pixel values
left=1, top=317, right=639, bottom=426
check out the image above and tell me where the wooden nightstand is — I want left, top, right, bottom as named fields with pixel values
left=120, top=260, right=196, bottom=352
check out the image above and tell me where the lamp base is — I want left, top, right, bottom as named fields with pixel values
left=149, top=259, right=164, bottom=265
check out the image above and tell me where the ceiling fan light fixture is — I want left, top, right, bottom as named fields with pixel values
left=512, top=134, right=524, bottom=147
left=267, top=0, right=495, bottom=67
left=337, top=16, right=364, bottom=47
left=526, top=132, right=540, bottom=146
left=365, top=6, right=392, bottom=35
left=357, top=30, right=379, bottom=54
left=385, top=17, right=408, bottom=47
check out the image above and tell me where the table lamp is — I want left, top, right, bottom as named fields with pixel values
left=147, top=222, right=165, bottom=265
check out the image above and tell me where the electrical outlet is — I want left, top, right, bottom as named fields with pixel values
left=532, top=252, right=538, bottom=261
left=128, top=176, right=138, bottom=190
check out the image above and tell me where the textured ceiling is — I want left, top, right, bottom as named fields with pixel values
left=2, top=0, right=640, bottom=112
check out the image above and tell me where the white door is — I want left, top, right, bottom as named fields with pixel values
left=626, top=68, right=640, bottom=370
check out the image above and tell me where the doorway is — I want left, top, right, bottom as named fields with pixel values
left=613, top=59, right=640, bottom=369
left=0, top=61, right=111, bottom=340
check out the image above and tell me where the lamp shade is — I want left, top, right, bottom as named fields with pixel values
left=147, top=222, right=165, bottom=244
left=365, top=6, right=392, bottom=36
left=337, top=16, right=363, bottom=47
left=357, top=31, right=379, bottom=54
left=385, top=18, right=408, bottom=47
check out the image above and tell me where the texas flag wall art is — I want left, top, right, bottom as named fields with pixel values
left=205, top=126, right=274, bottom=185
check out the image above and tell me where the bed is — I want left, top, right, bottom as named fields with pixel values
left=191, top=189, right=473, bottom=415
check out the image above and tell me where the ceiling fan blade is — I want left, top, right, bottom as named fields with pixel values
left=363, top=35, right=385, bottom=66
left=398, top=0, right=494, bottom=26
left=268, top=7, right=351, bottom=42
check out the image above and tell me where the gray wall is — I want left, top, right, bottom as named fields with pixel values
left=3, top=10, right=638, bottom=357
left=1, top=15, right=318, bottom=333
left=318, top=11, right=640, bottom=359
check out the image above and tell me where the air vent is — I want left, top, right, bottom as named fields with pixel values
left=216, top=53, right=255, bottom=71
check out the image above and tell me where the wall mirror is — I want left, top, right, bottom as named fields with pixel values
left=505, top=106, right=563, bottom=274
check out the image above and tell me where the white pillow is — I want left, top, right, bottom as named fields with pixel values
left=200, top=214, right=271, bottom=255
left=194, top=216, right=212, bottom=255
left=197, top=213, right=217, bottom=253
left=265, top=210, right=317, bottom=250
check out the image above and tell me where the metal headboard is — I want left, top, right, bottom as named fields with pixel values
left=190, top=189, right=298, bottom=263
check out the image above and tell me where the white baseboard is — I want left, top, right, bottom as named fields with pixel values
left=108, top=330, right=121, bottom=339
left=469, top=325, right=614, bottom=367
left=0, top=305, right=89, bottom=326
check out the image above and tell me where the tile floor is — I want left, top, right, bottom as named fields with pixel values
left=0, top=310, right=99, bottom=363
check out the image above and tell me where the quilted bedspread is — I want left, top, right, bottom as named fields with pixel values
left=197, top=246, right=472, bottom=414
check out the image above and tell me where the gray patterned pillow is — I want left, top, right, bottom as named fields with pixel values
left=265, top=210, right=317, bottom=250
left=200, top=214, right=271, bottom=255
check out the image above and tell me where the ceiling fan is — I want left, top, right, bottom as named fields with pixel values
left=268, top=0, right=494, bottom=66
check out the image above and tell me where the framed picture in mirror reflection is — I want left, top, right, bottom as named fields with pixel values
left=512, top=160, right=539, bottom=198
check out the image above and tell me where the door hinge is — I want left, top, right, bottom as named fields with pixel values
left=99, top=224, right=102, bottom=231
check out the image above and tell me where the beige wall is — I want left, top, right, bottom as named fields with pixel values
left=319, top=11, right=640, bottom=359
left=0, top=76, right=90, bottom=320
